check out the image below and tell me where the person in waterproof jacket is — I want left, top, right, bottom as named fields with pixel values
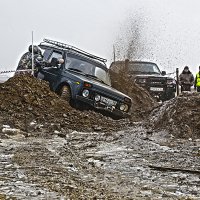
left=179, top=66, right=194, bottom=92
left=194, top=66, right=200, bottom=92
left=16, top=45, right=42, bottom=75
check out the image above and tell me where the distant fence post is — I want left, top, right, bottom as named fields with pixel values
left=176, top=68, right=179, bottom=96
left=113, top=45, right=116, bottom=64
left=124, top=59, right=129, bottom=72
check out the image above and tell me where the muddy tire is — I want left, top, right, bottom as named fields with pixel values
left=60, top=85, right=71, bottom=102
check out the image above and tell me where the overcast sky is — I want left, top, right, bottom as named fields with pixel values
left=1, top=0, right=200, bottom=74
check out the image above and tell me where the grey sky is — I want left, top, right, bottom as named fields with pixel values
left=0, top=0, right=200, bottom=74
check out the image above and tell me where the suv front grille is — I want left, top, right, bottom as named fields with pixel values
left=148, top=77, right=166, bottom=86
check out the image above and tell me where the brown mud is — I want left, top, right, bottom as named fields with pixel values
left=0, top=75, right=200, bottom=199
left=150, top=92, right=200, bottom=138
left=0, top=75, right=130, bottom=135
left=110, top=70, right=157, bottom=121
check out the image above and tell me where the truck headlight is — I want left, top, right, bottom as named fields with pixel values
left=167, top=79, right=176, bottom=85
left=82, top=89, right=89, bottom=97
left=95, top=94, right=101, bottom=101
left=138, top=78, right=147, bottom=83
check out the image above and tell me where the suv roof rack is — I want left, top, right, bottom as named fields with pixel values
left=41, top=38, right=107, bottom=64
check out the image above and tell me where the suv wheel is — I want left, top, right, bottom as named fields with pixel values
left=60, top=85, right=71, bottom=102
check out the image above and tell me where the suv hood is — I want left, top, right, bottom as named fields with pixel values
left=69, top=71, right=131, bottom=101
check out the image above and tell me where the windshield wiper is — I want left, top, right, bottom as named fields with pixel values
left=129, top=71, right=145, bottom=74
left=149, top=72, right=160, bottom=74
left=67, top=68, right=83, bottom=73
left=85, top=74, right=105, bottom=84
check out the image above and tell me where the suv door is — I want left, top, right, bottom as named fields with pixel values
left=41, top=50, right=64, bottom=89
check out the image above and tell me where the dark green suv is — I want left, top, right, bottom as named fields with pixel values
left=36, top=39, right=132, bottom=118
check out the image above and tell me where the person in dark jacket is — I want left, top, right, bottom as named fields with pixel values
left=179, top=66, right=194, bottom=92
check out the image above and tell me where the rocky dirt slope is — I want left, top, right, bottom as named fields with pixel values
left=150, top=92, right=200, bottom=138
left=109, top=67, right=158, bottom=121
left=0, top=75, right=130, bottom=135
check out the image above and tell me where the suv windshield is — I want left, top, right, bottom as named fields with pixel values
left=65, top=56, right=111, bottom=85
left=128, top=63, right=161, bottom=74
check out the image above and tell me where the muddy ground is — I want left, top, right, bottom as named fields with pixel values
left=109, top=69, right=157, bottom=121
left=1, top=125, right=200, bottom=199
left=1, top=75, right=200, bottom=199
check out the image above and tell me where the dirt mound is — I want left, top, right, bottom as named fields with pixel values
left=110, top=70, right=157, bottom=121
left=0, top=75, right=130, bottom=135
left=150, top=92, right=200, bottom=138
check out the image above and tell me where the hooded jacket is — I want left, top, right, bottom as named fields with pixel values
left=179, top=70, right=194, bottom=86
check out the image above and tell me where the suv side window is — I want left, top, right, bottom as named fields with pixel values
left=48, top=51, right=63, bottom=62
left=43, top=49, right=52, bottom=61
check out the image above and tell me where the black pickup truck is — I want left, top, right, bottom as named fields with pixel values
left=19, top=39, right=132, bottom=118
left=110, top=60, right=176, bottom=101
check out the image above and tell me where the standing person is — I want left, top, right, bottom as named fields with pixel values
left=194, top=66, right=200, bottom=92
left=16, top=45, right=42, bottom=71
left=16, top=45, right=42, bottom=76
left=179, top=66, right=194, bottom=92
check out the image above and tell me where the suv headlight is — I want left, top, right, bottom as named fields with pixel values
left=95, top=94, right=101, bottom=101
left=120, top=104, right=125, bottom=111
left=119, top=104, right=129, bottom=112
left=82, top=89, right=89, bottom=97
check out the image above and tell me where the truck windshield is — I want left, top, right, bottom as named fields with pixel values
left=128, top=63, right=161, bottom=74
left=65, top=56, right=111, bottom=85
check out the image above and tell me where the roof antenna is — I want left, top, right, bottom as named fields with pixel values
left=31, top=31, right=34, bottom=75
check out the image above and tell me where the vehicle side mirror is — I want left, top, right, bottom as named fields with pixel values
left=161, top=71, right=166, bottom=76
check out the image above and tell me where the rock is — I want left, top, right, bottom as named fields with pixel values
left=54, top=130, right=60, bottom=134
left=93, top=126, right=102, bottom=131
left=2, top=125, right=10, bottom=128
left=63, top=114, right=68, bottom=118
left=2, top=128, right=21, bottom=135
left=57, top=133, right=66, bottom=138
left=30, top=121, right=37, bottom=126
left=28, top=106, right=33, bottom=111
left=7, top=133, right=25, bottom=139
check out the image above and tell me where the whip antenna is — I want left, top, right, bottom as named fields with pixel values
left=31, top=31, right=34, bottom=75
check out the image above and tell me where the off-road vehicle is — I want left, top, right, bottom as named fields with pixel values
left=110, top=60, right=176, bottom=101
left=31, top=39, right=132, bottom=118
